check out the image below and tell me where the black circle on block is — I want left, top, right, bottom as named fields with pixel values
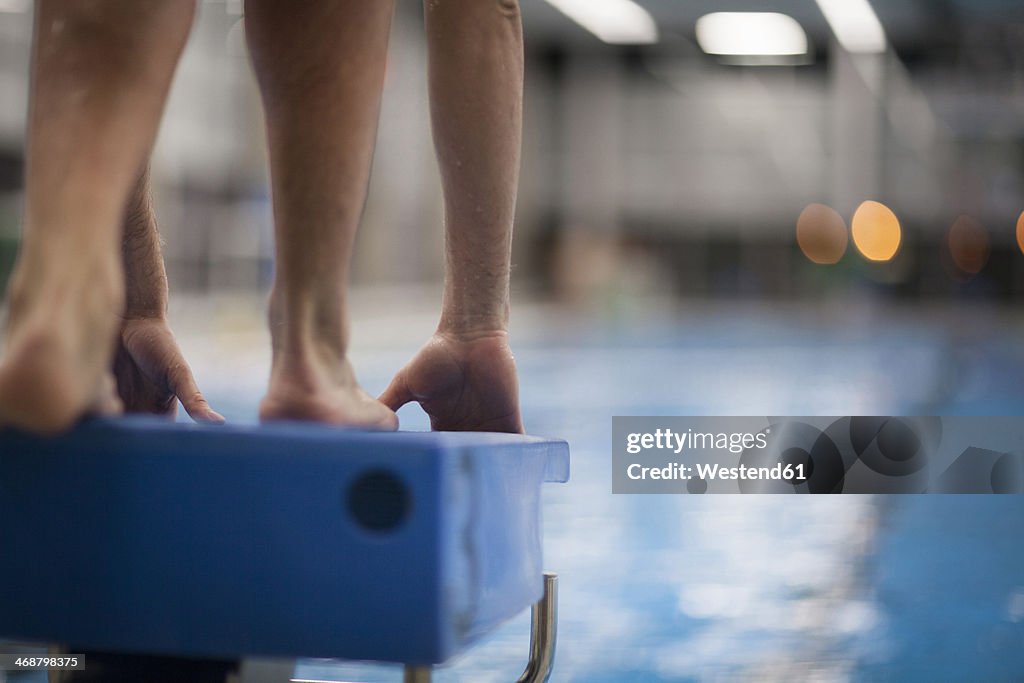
left=346, top=469, right=412, bottom=533
left=687, top=477, right=708, bottom=494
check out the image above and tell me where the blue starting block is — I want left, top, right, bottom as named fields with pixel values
left=0, top=417, right=569, bottom=681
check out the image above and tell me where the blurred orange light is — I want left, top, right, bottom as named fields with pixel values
left=1016, top=211, right=1024, bottom=256
left=851, top=200, right=901, bottom=262
left=796, top=203, right=847, bottom=264
left=948, top=215, right=989, bottom=275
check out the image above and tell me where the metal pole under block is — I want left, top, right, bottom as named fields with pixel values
left=403, top=665, right=431, bottom=683
left=516, top=573, right=558, bottom=683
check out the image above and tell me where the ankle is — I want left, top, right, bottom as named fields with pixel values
left=4, top=254, right=123, bottom=330
left=268, top=287, right=349, bottom=360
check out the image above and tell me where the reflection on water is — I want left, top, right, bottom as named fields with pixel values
left=185, top=302, right=1024, bottom=682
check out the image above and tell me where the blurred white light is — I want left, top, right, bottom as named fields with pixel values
left=544, top=0, right=659, bottom=45
left=0, top=0, right=28, bottom=12
left=695, top=12, right=808, bottom=56
left=814, top=0, right=886, bottom=53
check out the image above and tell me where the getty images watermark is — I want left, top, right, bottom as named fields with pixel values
left=612, top=416, right=1024, bottom=494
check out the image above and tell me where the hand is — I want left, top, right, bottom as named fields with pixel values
left=112, top=316, right=224, bottom=423
left=380, top=331, right=524, bottom=433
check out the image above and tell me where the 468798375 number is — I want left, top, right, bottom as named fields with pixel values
left=0, top=654, right=85, bottom=671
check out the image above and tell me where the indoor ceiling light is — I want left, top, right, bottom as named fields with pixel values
left=695, top=12, right=808, bottom=56
left=544, top=0, right=659, bottom=45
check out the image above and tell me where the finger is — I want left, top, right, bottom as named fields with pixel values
left=166, top=361, right=226, bottom=424
left=378, top=369, right=414, bottom=411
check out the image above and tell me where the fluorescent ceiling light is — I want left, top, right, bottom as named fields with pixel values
left=695, top=12, right=808, bottom=56
left=544, top=0, right=659, bottom=45
left=814, top=0, right=886, bottom=53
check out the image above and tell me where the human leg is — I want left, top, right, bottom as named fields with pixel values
left=0, top=0, right=196, bottom=432
left=245, top=0, right=398, bottom=428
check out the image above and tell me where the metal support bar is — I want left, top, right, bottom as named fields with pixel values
left=515, top=573, right=558, bottom=683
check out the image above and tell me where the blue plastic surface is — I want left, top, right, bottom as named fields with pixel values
left=0, top=417, right=569, bottom=664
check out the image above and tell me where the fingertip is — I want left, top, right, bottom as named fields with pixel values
left=182, top=398, right=226, bottom=425
left=195, top=408, right=226, bottom=425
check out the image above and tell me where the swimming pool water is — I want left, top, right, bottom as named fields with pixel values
left=189, top=305, right=1022, bottom=682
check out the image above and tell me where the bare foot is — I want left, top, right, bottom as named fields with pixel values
left=0, top=257, right=124, bottom=433
left=260, top=353, right=398, bottom=430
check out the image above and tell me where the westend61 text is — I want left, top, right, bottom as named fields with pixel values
left=626, top=462, right=807, bottom=482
